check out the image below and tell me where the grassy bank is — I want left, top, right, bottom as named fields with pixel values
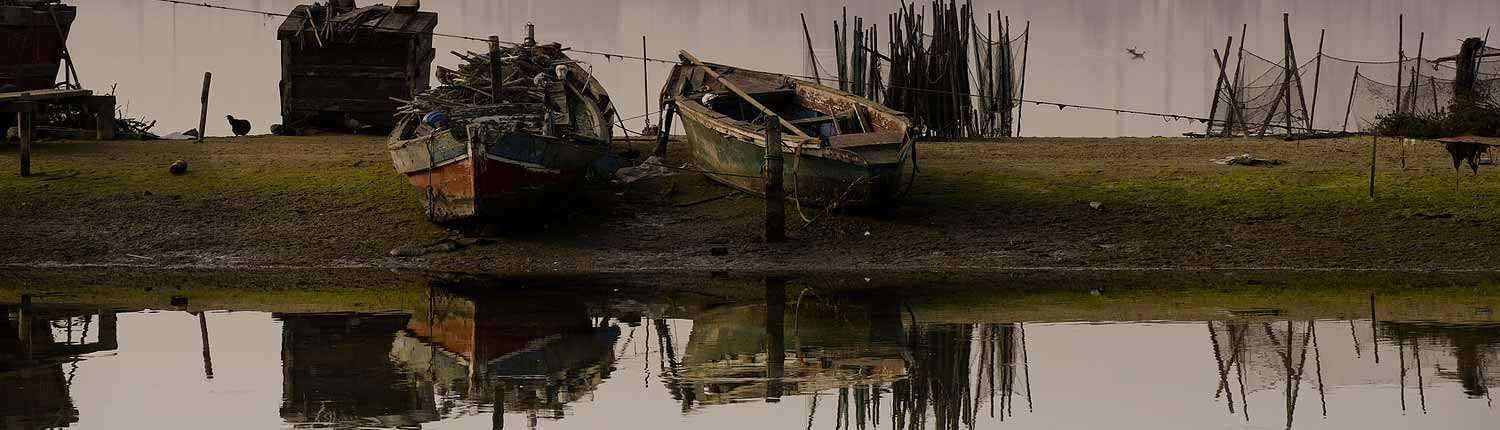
left=1, top=135, right=1497, bottom=272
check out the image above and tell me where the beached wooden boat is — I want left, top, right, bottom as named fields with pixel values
left=388, top=33, right=615, bottom=222
left=661, top=51, right=915, bottom=207
left=0, top=0, right=75, bottom=92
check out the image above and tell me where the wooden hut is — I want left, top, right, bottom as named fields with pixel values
left=0, top=0, right=76, bottom=92
left=276, top=0, right=436, bottom=133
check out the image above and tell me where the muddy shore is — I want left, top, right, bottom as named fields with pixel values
left=1, top=135, right=1497, bottom=274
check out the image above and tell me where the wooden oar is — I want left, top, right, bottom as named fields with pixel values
left=678, top=50, right=813, bottom=141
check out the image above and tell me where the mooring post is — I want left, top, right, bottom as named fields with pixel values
left=653, top=104, right=676, bottom=157
left=198, top=72, right=212, bottom=143
left=763, top=115, right=786, bottom=243
left=488, top=36, right=503, bottom=103
left=17, top=109, right=32, bottom=177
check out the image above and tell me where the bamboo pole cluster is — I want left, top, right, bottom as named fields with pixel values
left=826, top=1, right=1026, bottom=139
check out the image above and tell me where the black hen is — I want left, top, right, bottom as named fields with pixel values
left=226, top=115, right=252, bottom=136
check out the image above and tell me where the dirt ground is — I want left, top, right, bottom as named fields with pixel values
left=1, top=134, right=1497, bottom=274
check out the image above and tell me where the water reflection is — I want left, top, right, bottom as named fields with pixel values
left=2, top=277, right=1499, bottom=429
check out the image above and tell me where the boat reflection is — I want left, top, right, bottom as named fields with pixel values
left=667, top=279, right=1035, bottom=428
left=1, top=298, right=117, bottom=430
left=276, top=279, right=621, bottom=429
left=2, top=278, right=1499, bottom=429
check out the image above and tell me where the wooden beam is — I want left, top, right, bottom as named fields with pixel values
left=678, top=50, right=813, bottom=140
left=0, top=88, right=92, bottom=103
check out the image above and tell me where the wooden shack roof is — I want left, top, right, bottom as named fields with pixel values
left=276, top=4, right=437, bottom=39
left=1435, top=135, right=1500, bottom=146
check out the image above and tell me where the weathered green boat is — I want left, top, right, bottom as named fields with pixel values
left=660, top=51, right=915, bottom=208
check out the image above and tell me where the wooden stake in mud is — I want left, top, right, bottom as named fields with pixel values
left=1343, top=65, right=1360, bottom=132
left=17, top=108, right=32, bottom=177
left=488, top=36, right=503, bottom=103
left=1369, top=134, right=1378, bottom=198
left=197, top=72, right=212, bottom=143
left=763, top=115, right=785, bottom=243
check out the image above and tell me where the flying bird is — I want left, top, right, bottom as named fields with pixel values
left=1127, top=47, right=1146, bottom=60
left=226, top=115, right=252, bottom=136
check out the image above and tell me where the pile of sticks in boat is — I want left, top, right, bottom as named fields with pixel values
left=395, top=43, right=564, bottom=116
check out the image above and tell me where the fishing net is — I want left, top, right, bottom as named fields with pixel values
left=1208, top=50, right=1313, bottom=136
left=1211, top=47, right=1500, bottom=135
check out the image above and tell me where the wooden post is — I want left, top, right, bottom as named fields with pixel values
left=642, top=35, right=651, bottom=128
left=488, top=36, right=503, bottom=103
left=801, top=13, right=821, bottom=85
left=197, top=72, right=212, bottom=143
left=1343, top=66, right=1360, bottom=132
left=1208, top=38, right=1234, bottom=137
left=1282, top=14, right=1297, bottom=137
left=1413, top=32, right=1425, bottom=115
left=1232, top=23, right=1249, bottom=135
left=94, top=96, right=115, bottom=140
left=17, top=294, right=32, bottom=350
left=1395, top=14, right=1404, bottom=115
left=17, top=110, right=31, bottom=177
left=1015, top=20, right=1030, bottom=137
left=1369, top=134, right=1378, bottom=198
left=653, top=104, right=675, bottom=157
left=763, top=115, right=785, bottom=243
left=1309, top=29, right=1325, bottom=127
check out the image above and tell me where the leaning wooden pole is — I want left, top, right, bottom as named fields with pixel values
left=1309, top=29, right=1325, bottom=128
left=1232, top=23, right=1249, bottom=135
left=763, top=115, right=785, bottom=243
left=1413, top=31, right=1425, bottom=115
left=801, top=13, right=821, bottom=85
left=197, top=71, right=212, bottom=143
left=1208, top=37, right=1234, bottom=137
left=1014, top=20, right=1030, bottom=137
left=1343, top=65, right=1360, bottom=132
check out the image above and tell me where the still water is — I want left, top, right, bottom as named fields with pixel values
left=64, top=0, right=1500, bottom=137
left=4, top=274, right=1499, bottom=429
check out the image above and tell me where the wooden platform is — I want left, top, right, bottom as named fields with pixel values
left=2, top=88, right=115, bottom=176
